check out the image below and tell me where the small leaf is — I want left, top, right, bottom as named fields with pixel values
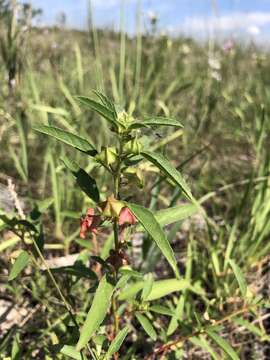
left=119, top=279, right=189, bottom=301
left=233, top=317, right=264, bottom=337
left=61, top=156, right=100, bottom=202
left=51, top=263, right=98, bottom=280
left=105, top=326, right=130, bottom=359
left=141, top=273, right=154, bottom=301
left=92, top=90, right=117, bottom=116
left=76, top=275, right=114, bottom=351
left=33, top=125, right=96, bottom=155
left=60, top=345, right=87, bottom=360
left=119, top=266, right=143, bottom=279
left=229, top=259, right=247, bottom=297
left=190, top=336, right=219, bottom=360
left=130, top=116, right=183, bottom=129
left=127, top=203, right=179, bottom=277
left=150, top=305, right=174, bottom=316
left=206, top=329, right=240, bottom=360
left=76, top=96, right=118, bottom=128
left=141, top=151, right=195, bottom=202
left=8, top=251, right=30, bottom=281
left=135, top=313, right=157, bottom=341
left=154, top=203, right=198, bottom=227
left=146, top=279, right=189, bottom=301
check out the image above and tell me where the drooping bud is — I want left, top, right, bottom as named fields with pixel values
left=80, top=208, right=101, bottom=238
left=118, top=207, right=137, bottom=226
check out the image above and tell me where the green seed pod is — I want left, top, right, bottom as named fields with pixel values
left=95, top=147, right=117, bottom=167
left=100, top=195, right=125, bottom=218
left=123, top=138, right=143, bottom=155
left=123, top=167, right=144, bottom=188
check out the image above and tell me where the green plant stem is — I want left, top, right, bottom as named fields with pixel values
left=111, top=137, right=124, bottom=338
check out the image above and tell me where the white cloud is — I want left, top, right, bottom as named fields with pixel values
left=92, top=0, right=136, bottom=10
left=182, top=11, right=270, bottom=35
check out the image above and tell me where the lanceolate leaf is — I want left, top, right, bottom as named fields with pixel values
left=141, top=151, right=195, bottom=203
left=149, top=305, right=174, bottom=316
left=92, top=90, right=117, bottom=116
left=130, top=116, right=183, bottom=129
left=51, top=264, right=98, bottom=280
left=141, top=273, right=154, bottom=301
left=154, top=203, right=198, bottom=227
left=76, top=275, right=115, bottom=351
left=146, top=279, right=189, bottom=301
left=8, top=251, right=30, bottom=281
left=60, top=345, right=87, bottom=360
left=105, top=326, right=130, bottom=359
left=135, top=313, right=157, bottom=341
left=229, top=259, right=247, bottom=297
left=76, top=96, right=118, bottom=128
left=33, top=125, right=96, bottom=155
left=190, top=336, right=219, bottom=360
left=135, top=203, right=198, bottom=232
left=61, top=156, right=100, bottom=202
left=206, top=329, right=240, bottom=360
left=119, top=278, right=189, bottom=301
left=127, top=203, right=179, bottom=278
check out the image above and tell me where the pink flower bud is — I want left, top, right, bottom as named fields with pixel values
left=118, top=207, right=137, bottom=226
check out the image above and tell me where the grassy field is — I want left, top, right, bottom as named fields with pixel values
left=0, top=3, right=270, bottom=359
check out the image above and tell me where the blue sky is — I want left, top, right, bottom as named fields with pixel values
left=25, top=0, right=270, bottom=41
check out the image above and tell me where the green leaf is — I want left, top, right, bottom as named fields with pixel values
left=141, top=273, right=154, bottom=301
left=51, top=263, right=98, bottom=280
left=92, top=90, right=117, bottom=116
left=135, top=313, right=157, bottom=341
left=119, top=279, right=189, bottom=301
left=127, top=203, right=179, bottom=277
left=0, top=236, right=20, bottom=252
left=8, top=251, right=30, bottom=281
left=119, top=266, right=143, bottom=279
left=33, top=125, right=96, bottom=155
left=149, top=305, right=174, bottom=316
left=146, top=279, right=189, bottom=301
left=76, top=275, right=115, bottom=350
left=206, top=329, right=240, bottom=360
left=76, top=96, right=118, bottom=128
left=190, top=335, right=219, bottom=360
left=130, top=116, right=183, bottom=129
left=60, top=345, right=87, bottom=360
left=105, top=326, right=130, bottom=359
left=233, top=317, right=264, bottom=337
left=229, top=259, right=247, bottom=297
left=141, top=151, right=195, bottom=202
left=61, top=156, right=100, bottom=202
left=154, top=203, right=198, bottom=227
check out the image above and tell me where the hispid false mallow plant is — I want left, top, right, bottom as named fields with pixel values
left=4, top=91, right=261, bottom=359
left=32, top=90, right=199, bottom=358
